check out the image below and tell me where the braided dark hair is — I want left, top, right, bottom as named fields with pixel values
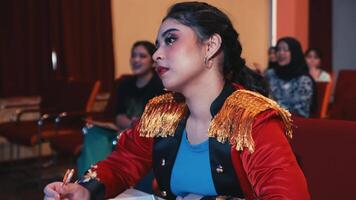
left=164, top=1, right=268, bottom=96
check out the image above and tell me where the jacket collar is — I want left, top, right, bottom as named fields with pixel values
left=209, top=82, right=235, bottom=117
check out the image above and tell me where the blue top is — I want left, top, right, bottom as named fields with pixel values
left=266, top=69, right=314, bottom=117
left=170, top=130, right=217, bottom=197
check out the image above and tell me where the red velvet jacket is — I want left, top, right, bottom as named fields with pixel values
left=79, top=84, right=310, bottom=200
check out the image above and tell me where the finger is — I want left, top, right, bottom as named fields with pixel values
left=43, top=187, right=57, bottom=197
left=60, top=183, right=79, bottom=193
left=58, top=185, right=69, bottom=196
left=43, top=183, right=61, bottom=199
left=44, top=195, right=60, bottom=200
left=59, top=183, right=81, bottom=199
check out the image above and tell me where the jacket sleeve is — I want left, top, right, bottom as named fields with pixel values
left=238, top=110, right=310, bottom=199
left=80, top=123, right=153, bottom=199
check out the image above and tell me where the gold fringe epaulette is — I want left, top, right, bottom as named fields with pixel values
left=138, top=93, right=187, bottom=138
left=139, top=90, right=292, bottom=153
left=208, top=90, right=292, bottom=153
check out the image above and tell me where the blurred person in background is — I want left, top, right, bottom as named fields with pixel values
left=305, top=48, right=331, bottom=82
left=77, top=41, right=164, bottom=177
left=266, top=37, right=316, bottom=117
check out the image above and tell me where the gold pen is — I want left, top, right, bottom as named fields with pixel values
left=62, top=169, right=75, bottom=186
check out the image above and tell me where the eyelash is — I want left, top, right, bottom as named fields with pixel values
left=164, top=35, right=177, bottom=46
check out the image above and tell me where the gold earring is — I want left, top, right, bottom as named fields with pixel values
left=204, top=57, right=208, bottom=65
left=205, top=58, right=213, bottom=69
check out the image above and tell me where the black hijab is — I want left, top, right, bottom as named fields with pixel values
left=274, top=37, right=309, bottom=81
left=275, top=37, right=317, bottom=115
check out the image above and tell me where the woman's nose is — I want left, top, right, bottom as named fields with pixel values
left=153, top=48, right=163, bottom=62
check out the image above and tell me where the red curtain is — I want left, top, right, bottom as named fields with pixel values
left=0, top=0, right=115, bottom=97
left=0, top=0, right=52, bottom=97
left=50, top=0, right=115, bottom=91
left=309, top=0, right=332, bottom=72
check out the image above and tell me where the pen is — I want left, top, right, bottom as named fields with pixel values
left=62, top=169, right=75, bottom=186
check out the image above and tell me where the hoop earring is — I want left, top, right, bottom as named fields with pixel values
left=204, top=57, right=208, bottom=65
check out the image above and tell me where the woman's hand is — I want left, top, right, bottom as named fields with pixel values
left=176, top=193, right=204, bottom=200
left=43, top=182, right=90, bottom=200
left=44, top=182, right=62, bottom=200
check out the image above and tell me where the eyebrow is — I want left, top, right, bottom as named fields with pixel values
left=161, top=28, right=179, bottom=38
left=155, top=28, right=179, bottom=47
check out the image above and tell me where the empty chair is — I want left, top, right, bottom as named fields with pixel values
left=329, top=70, right=356, bottom=121
left=291, top=117, right=356, bottom=199
left=0, top=79, right=100, bottom=159
left=311, top=79, right=333, bottom=118
left=47, top=77, right=124, bottom=157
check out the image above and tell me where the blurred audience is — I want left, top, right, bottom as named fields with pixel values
left=305, top=48, right=331, bottom=82
left=114, top=41, right=164, bottom=129
left=268, top=46, right=278, bottom=69
left=265, top=37, right=316, bottom=117
left=252, top=46, right=278, bottom=75
left=77, top=41, right=164, bottom=176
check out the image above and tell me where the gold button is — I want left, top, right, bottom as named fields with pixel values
left=216, top=165, right=224, bottom=173
left=161, top=158, right=166, bottom=166
left=161, top=190, right=167, bottom=197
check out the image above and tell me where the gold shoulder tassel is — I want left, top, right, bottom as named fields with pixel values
left=138, top=92, right=187, bottom=138
left=208, top=90, right=292, bottom=153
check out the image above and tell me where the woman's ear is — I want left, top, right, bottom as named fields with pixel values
left=205, top=33, right=222, bottom=60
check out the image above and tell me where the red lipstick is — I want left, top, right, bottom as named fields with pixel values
left=156, top=66, right=169, bottom=76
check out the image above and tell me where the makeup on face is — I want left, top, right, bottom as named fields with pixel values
left=153, top=26, right=181, bottom=78
left=153, top=19, right=208, bottom=92
left=154, top=31, right=177, bottom=77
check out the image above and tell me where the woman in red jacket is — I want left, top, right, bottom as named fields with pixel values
left=44, top=2, right=310, bottom=200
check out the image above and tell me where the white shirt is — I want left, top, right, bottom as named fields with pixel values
left=317, top=70, right=331, bottom=82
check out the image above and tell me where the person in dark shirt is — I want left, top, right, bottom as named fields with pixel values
left=115, top=71, right=163, bottom=130
left=77, top=41, right=164, bottom=177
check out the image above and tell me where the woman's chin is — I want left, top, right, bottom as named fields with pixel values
left=162, top=80, right=180, bottom=93
left=132, top=70, right=143, bottom=76
left=162, top=84, right=175, bottom=92
left=132, top=68, right=151, bottom=76
left=278, top=63, right=288, bottom=67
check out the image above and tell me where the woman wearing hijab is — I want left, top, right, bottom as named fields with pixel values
left=266, top=37, right=316, bottom=117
